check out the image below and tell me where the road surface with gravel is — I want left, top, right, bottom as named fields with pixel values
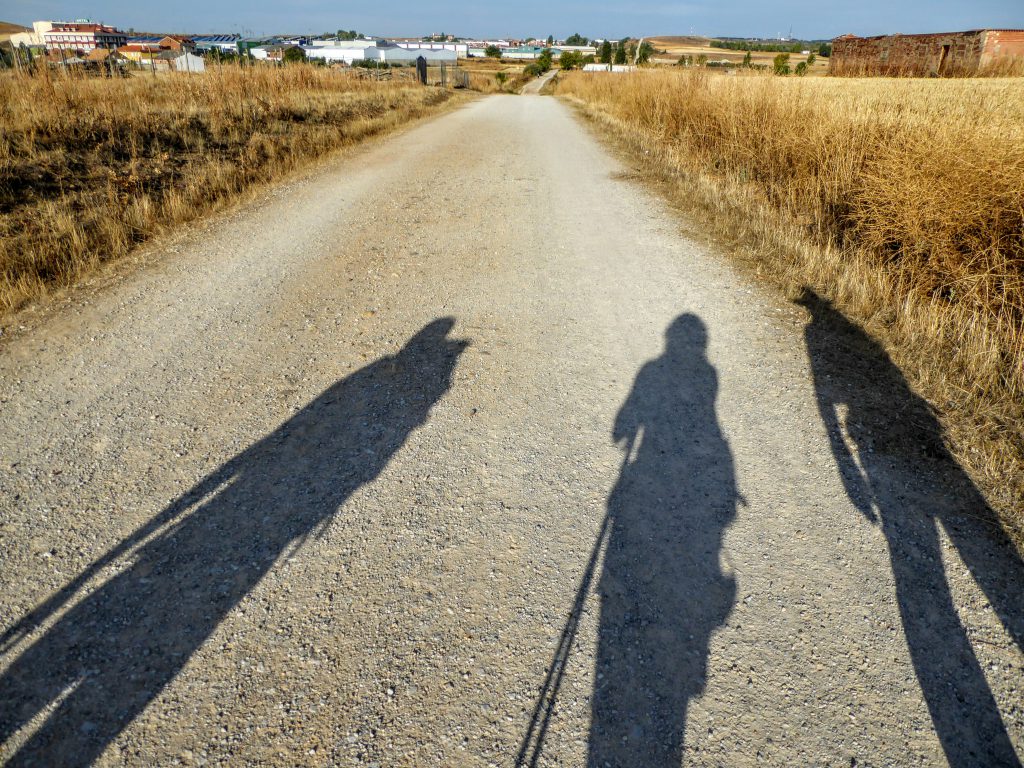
left=1, top=92, right=1021, bottom=767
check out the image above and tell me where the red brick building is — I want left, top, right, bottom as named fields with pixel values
left=830, top=29, right=1024, bottom=76
left=157, top=35, right=197, bottom=52
left=44, top=22, right=127, bottom=53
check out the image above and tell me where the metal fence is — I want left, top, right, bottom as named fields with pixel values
left=426, top=61, right=470, bottom=88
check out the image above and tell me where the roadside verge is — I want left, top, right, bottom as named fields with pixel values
left=554, top=73, right=1024, bottom=550
left=0, top=65, right=471, bottom=318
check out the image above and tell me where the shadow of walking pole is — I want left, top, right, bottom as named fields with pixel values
left=515, top=508, right=613, bottom=768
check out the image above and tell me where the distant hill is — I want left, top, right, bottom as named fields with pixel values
left=0, top=21, right=30, bottom=36
left=648, top=36, right=711, bottom=48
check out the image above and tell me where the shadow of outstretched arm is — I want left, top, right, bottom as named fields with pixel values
left=819, top=399, right=877, bottom=522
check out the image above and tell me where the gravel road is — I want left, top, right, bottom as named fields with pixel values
left=1, top=93, right=1022, bottom=767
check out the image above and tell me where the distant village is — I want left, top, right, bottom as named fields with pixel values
left=0, top=20, right=605, bottom=72
left=2, top=18, right=1021, bottom=78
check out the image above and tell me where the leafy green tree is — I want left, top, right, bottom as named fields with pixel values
left=484, top=44, right=502, bottom=58
left=806, top=52, right=816, bottom=66
left=773, top=52, right=791, bottom=75
left=742, top=50, right=752, bottom=67
left=537, top=47, right=554, bottom=72
left=546, top=35, right=554, bottom=46
left=637, top=41, right=654, bottom=64
left=711, top=38, right=821, bottom=54
left=613, top=44, right=627, bottom=65
left=598, top=40, right=612, bottom=64
left=565, top=33, right=588, bottom=46
left=795, top=61, right=808, bottom=76
left=560, top=50, right=583, bottom=69
left=283, top=46, right=306, bottom=63
left=817, top=42, right=832, bottom=58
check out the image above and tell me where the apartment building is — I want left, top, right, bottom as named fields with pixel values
left=44, top=21, right=127, bottom=52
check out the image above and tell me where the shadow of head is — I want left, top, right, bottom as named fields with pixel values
left=404, top=317, right=467, bottom=357
left=793, top=285, right=825, bottom=311
left=793, top=287, right=854, bottom=331
left=665, top=313, right=708, bottom=354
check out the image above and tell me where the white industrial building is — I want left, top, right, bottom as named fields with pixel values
left=376, top=46, right=457, bottom=63
left=302, top=41, right=457, bottom=65
left=392, top=41, right=468, bottom=56
left=307, top=38, right=379, bottom=49
left=502, top=46, right=561, bottom=60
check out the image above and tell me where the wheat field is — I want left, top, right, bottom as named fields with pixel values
left=556, top=69, right=1024, bottom=541
left=0, top=64, right=461, bottom=314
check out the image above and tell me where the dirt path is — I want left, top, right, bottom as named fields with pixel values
left=520, top=70, right=558, bottom=94
left=1, top=93, right=1021, bottom=767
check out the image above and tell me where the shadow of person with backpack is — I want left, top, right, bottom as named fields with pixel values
left=588, top=314, right=740, bottom=767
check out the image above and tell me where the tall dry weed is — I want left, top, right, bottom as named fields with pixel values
left=556, top=69, right=1024, bottom=542
left=0, top=64, right=458, bottom=312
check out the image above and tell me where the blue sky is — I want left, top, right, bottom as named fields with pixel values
left=5, top=0, right=1022, bottom=40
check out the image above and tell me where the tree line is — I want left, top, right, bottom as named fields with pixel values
left=711, top=39, right=832, bottom=57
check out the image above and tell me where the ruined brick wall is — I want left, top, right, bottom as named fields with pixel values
left=831, top=31, right=986, bottom=76
left=982, top=30, right=1024, bottom=66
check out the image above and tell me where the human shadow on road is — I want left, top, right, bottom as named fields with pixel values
left=798, top=289, right=1023, bottom=767
left=0, top=318, right=467, bottom=767
left=588, top=314, right=739, bottom=767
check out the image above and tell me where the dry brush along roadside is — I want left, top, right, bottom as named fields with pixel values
left=0, top=64, right=470, bottom=314
left=555, top=69, right=1024, bottom=549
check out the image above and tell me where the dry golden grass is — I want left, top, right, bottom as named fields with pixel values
left=466, top=69, right=531, bottom=94
left=556, top=69, right=1024, bottom=544
left=0, top=64, right=464, bottom=313
left=459, top=58, right=533, bottom=93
